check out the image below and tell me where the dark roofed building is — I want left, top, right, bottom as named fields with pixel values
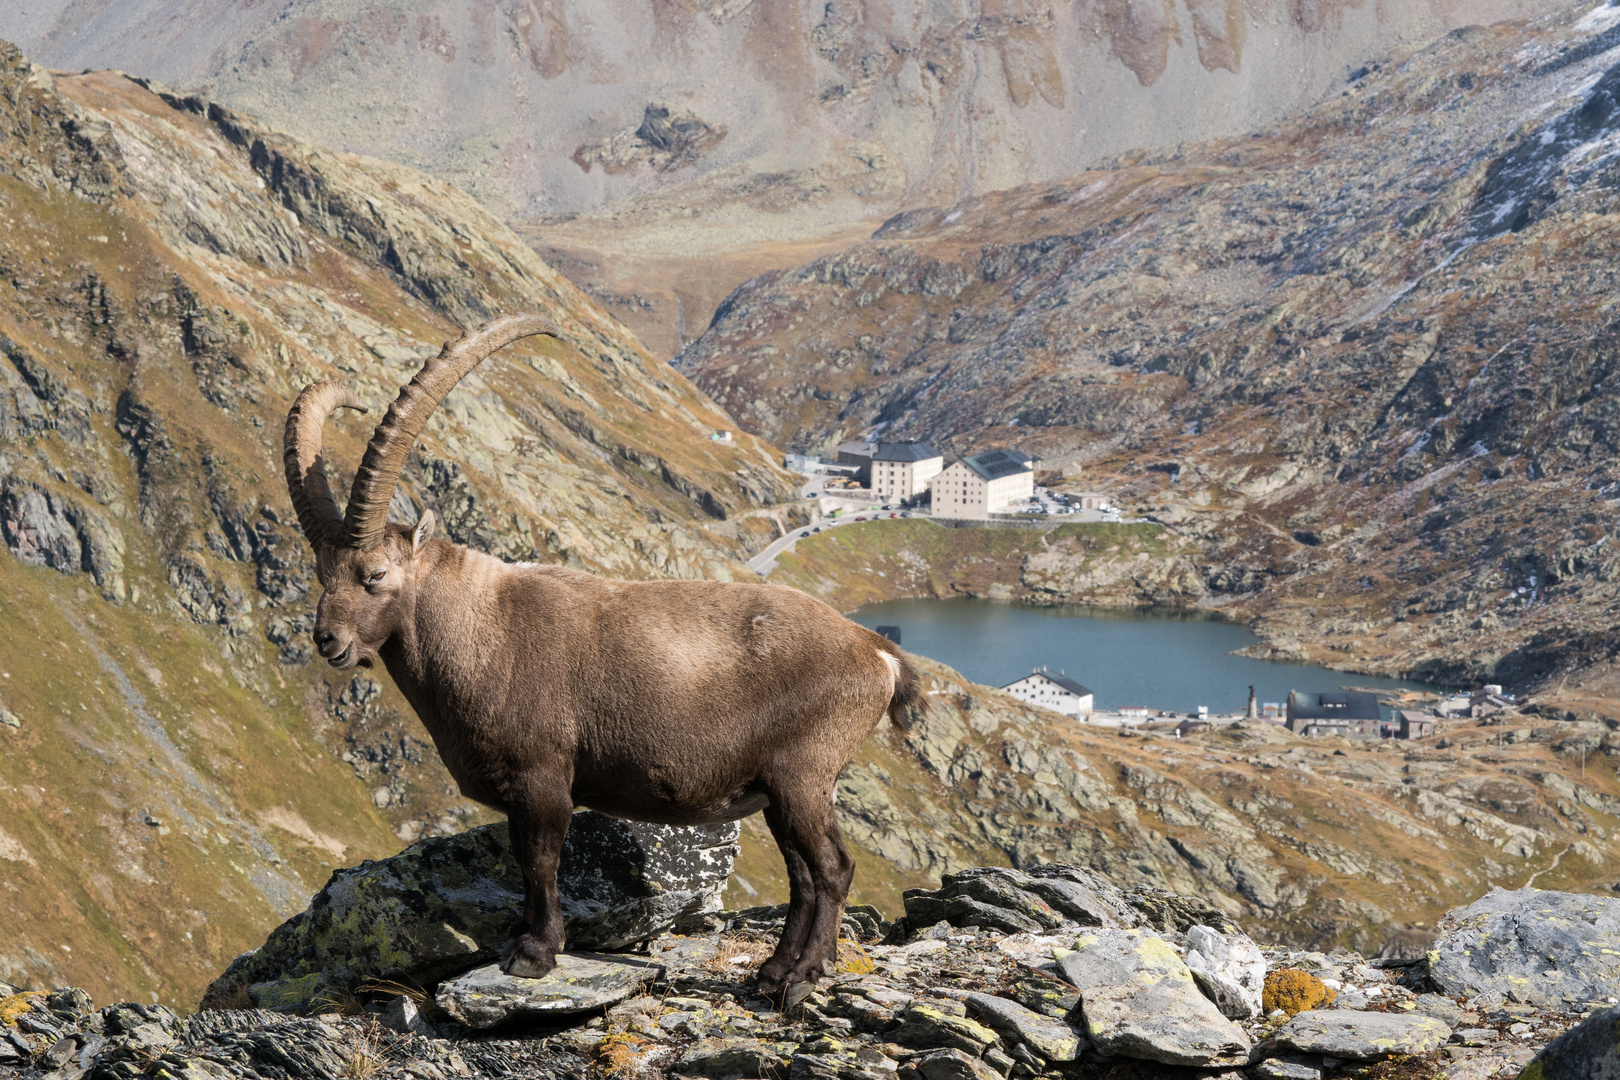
left=1286, top=690, right=1382, bottom=737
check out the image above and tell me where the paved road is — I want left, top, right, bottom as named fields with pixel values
left=747, top=510, right=924, bottom=576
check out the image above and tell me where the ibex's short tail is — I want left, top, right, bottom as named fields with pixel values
left=881, top=643, right=926, bottom=731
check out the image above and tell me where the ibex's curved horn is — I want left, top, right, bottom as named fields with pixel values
left=284, top=380, right=369, bottom=547
left=343, top=314, right=562, bottom=550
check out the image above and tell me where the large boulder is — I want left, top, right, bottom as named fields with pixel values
left=1516, top=1004, right=1620, bottom=1079
left=205, top=812, right=738, bottom=1011
left=1429, top=887, right=1620, bottom=1008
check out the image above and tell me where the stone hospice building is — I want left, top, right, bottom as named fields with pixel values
left=930, top=450, right=1035, bottom=519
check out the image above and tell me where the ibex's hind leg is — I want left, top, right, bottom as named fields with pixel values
left=757, top=801, right=816, bottom=993
left=500, top=779, right=574, bottom=979
left=756, top=779, right=854, bottom=995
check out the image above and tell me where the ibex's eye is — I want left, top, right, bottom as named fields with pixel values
left=366, top=568, right=387, bottom=585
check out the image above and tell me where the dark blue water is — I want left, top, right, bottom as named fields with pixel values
left=848, top=598, right=1441, bottom=716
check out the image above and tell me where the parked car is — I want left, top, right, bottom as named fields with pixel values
left=807, top=491, right=819, bottom=497
left=855, top=516, right=866, bottom=521
left=882, top=505, right=893, bottom=510
left=812, top=526, right=822, bottom=533
left=890, top=513, right=899, bottom=518
left=901, top=512, right=911, bottom=518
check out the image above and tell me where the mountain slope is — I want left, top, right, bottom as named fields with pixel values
left=0, top=0, right=1562, bottom=222
left=677, top=1, right=1620, bottom=694
left=0, top=41, right=796, bottom=1009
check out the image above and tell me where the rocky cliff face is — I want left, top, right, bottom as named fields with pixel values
left=0, top=0, right=1561, bottom=222
left=678, top=2, right=1620, bottom=693
left=0, top=40, right=796, bottom=1011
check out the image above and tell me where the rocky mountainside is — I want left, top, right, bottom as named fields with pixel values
left=0, top=39, right=797, bottom=1012
left=678, top=0, right=1620, bottom=695
left=0, top=0, right=1559, bottom=224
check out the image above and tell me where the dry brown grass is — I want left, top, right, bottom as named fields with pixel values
left=312, top=985, right=366, bottom=1018
left=703, top=933, right=771, bottom=974
left=197, top=980, right=255, bottom=1012
left=1354, top=1053, right=1445, bottom=1080
left=339, top=1018, right=404, bottom=1080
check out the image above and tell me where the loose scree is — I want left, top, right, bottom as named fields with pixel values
left=282, top=313, right=923, bottom=993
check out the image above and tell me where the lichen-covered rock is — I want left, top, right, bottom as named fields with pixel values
left=963, top=992, right=1080, bottom=1062
left=434, top=955, right=661, bottom=1028
left=1183, top=924, right=1266, bottom=1019
left=1262, top=968, right=1337, bottom=1016
left=1429, top=887, right=1620, bottom=1008
left=1055, top=927, right=1251, bottom=1066
left=204, top=812, right=738, bottom=1012
left=1264, top=1009, right=1452, bottom=1060
left=1516, top=1003, right=1620, bottom=1080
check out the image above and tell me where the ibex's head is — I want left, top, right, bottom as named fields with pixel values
left=282, top=314, right=561, bottom=670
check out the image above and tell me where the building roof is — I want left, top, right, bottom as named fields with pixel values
left=961, top=449, right=1035, bottom=481
left=837, top=439, right=875, bottom=456
left=873, top=441, right=940, bottom=463
left=1287, top=690, right=1381, bottom=722
left=1004, top=671, right=1093, bottom=698
left=1398, top=710, right=1437, bottom=724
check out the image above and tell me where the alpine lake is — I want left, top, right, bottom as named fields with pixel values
left=847, top=598, right=1441, bottom=717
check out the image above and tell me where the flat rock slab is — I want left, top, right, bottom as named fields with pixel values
left=435, top=954, right=661, bottom=1028
left=1429, top=886, right=1620, bottom=1007
left=1056, top=928, right=1251, bottom=1066
left=1266, top=1009, right=1451, bottom=1060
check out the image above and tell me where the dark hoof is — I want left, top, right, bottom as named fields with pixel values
left=499, top=935, right=557, bottom=979
left=781, top=981, right=818, bottom=1011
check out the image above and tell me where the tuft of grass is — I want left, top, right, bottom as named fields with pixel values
left=198, top=980, right=254, bottom=1012
left=312, top=985, right=366, bottom=1018
left=339, top=1020, right=403, bottom=1080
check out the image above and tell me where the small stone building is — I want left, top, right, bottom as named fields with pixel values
left=1397, top=710, right=1440, bottom=739
left=929, top=450, right=1035, bottom=519
left=871, top=441, right=943, bottom=504
left=1001, top=670, right=1094, bottom=718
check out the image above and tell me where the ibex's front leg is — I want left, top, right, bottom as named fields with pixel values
left=499, top=777, right=574, bottom=979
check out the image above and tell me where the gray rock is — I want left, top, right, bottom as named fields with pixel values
left=790, top=1037, right=898, bottom=1080
left=1430, top=887, right=1620, bottom=1007
left=1182, top=924, right=1266, bottom=1019
left=1252, top=1061, right=1322, bottom=1080
left=1056, top=927, right=1251, bottom=1066
left=900, top=1048, right=1001, bottom=1080
left=675, top=1039, right=793, bottom=1079
left=205, top=813, right=737, bottom=1011
left=893, top=1002, right=999, bottom=1055
left=1410, top=992, right=1466, bottom=1027
left=378, top=994, right=433, bottom=1036
left=1517, top=1004, right=1620, bottom=1080
left=1265, top=1009, right=1451, bottom=1060
left=963, top=993, right=1079, bottom=1062
left=434, top=954, right=660, bottom=1028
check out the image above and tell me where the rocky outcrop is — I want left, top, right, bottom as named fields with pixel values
left=3, top=880, right=1604, bottom=1080
left=204, top=814, right=738, bottom=1012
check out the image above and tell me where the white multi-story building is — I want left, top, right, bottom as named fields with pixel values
left=871, top=442, right=943, bottom=504
left=929, top=450, right=1035, bottom=519
left=1001, top=670, right=1093, bottom=718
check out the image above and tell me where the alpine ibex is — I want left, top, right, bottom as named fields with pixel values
left=284, top=314, right=921, bottom=993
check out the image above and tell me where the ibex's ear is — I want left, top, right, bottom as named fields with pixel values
left=411, top=510, right=436, bottom=558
